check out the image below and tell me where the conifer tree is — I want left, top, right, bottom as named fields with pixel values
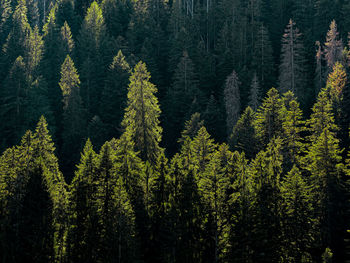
left=199, top=146, right=230, bottom=263
left=324, top=20, right=343, bottom=71
left=226, top=151, right=255, bottom=262
left=190, top=126, right=216, bottom=173
left=121, top=61, right=163, bottom=166
left=165, top=51, right=200, bottom=152
left=224, top=70, right=240, bottom=136
left=230, top=106, right=260, bottom=159
left=0, top=56, right=28, bottom=148
left=305, top=126, right=346, bottom=258
left=59, top=55, right=86, bottom=178
left=280, top=166, right=314, bottom=262
left=1, top=0, right=31, bottom=78
left=68, top=139, right=99, bottom=262
left=78, top=1, right=109, bottom=118
left=278, top=19, right=307, bottom=101
left=254, top=88, right=284, bottom=146
left=250, top=137, right=284, bottom=262
left=315, top=41, right=325, bottom=95
left=99, top=50, right=131, bottom=142
left=281, top=92, right=305, bottom=170
left=178, top=112, right=204, bottom=145
left=252, top=23, right=275, bottom=92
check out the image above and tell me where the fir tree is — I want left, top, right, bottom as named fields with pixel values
left=121, top=61, right=163, bottom=166
left=278, top=19, right=307, bottom=101
left=324, top=20, right=343, bottom=72
left=59, top=55, right=86, bottom=179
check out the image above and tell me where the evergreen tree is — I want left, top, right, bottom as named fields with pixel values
left=68, top=139, right=99, bottom=262
left=250, top=137, right=284, bottom=262
left=278, top=19, right=307, bottom=101
left=59, top=55, right=86, bottom=179
left=280, top=166, right=314, bottom=262
left=121, top=61, right=163, bottom=166
left=252, top=23, right=275, bottom=92
left=305, top=126, right=346, bottom=260
left=1, top=0, right=31, bottom=80
left=99, top=50, right=131, bottom=143
left=165, top=51, right=200, bottom=153
left=315, top=41, right=325, bottom=95
left=0, top=56, right=29, bottom=148
left=230, top=106, right=260, bottom=159
left=77, top=1, right=109, bottom=118
left=324, top=20, right=343, bottom=72
left=254, top=88, right=284, bottom=147
left=224, top=70, right=240, bottom=136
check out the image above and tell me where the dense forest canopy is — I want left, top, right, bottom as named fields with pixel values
left=1, top=0, right=350, bottom=262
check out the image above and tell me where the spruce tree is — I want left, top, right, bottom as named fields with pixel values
left=99, top=50, right=131, bottom=143
left=59, top=55, right=86, bottom=179
left=278, top=19, right=307, bottom=101
left=78, top=1, right=109, bottom=118
left=324, top=20, right=343, bottom=72
left=121, top=61, right=163, bottom=166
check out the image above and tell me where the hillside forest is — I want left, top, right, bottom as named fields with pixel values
left=2, top=0, right=350, bottom=262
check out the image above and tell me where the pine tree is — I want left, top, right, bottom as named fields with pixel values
left=278, top=19, right=307, bottom=101
left=224, top=70, right=241, bottom=136
left=324, top=20, right=343, bottom=72
left=59, top=55, right=86, bottom=179
left=122, top=61, right=163, bottom=166
left=249, top=73, right=261, bottom=111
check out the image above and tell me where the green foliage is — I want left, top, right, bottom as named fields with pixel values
left=122, top=61, right=163, bottom=165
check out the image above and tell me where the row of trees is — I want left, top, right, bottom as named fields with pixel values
left=1, top=59, right=350, bottom=262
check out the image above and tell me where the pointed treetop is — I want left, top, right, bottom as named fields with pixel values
left=110, top=50, right=130, bottom=72
left=59, top=55, right=80, bottom=108
left=325, top=20, right=343, bottom=70
left=60, top=21, right=74, bottom=53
